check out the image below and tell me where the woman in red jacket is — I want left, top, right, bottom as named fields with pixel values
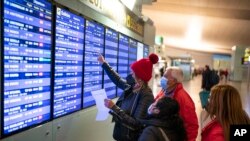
left=201, top=85, right=250, bottom=141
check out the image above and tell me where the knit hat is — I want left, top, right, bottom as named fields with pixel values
left=131, top=53, right=159, bottom=82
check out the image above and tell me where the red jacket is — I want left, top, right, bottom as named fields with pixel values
left=201, top=119, right=224, bottom=141
left=155, top=83, right=199, bottom=141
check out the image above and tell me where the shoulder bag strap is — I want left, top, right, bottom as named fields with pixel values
left=158, top=127, right=170, bottom=141
left=130, top=92, right=140, bottom=116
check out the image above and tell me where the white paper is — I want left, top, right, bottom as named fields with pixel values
left=91, top=89, right=110, bottom=121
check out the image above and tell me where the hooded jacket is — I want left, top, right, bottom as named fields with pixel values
left=138, top=117, right=186, bottom=141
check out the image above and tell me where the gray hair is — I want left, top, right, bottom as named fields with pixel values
left=166, top=67, right=184, bottom=82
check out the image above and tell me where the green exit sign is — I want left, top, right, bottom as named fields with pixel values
left=155, top=36, right=163, bottom=45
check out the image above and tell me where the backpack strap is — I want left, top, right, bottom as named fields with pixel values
left=158, top=127, right=170, bottom=141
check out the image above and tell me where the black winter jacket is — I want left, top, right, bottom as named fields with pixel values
left=138, top=118, right=186, bottom=141
left=102, top=62, right=154, bottom=141
left=139, top=126, right=167, bottom=141
left=202, top=69, right=213, bottom=91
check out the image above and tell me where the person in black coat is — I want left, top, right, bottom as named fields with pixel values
left=201, top=65, right=213, bottom=91
left=139, top=97, right=187, bottom=141
left=98, top=53, right=159, bottom=141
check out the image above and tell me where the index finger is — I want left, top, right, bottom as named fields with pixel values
left=97, top=52, right=102, bottom=56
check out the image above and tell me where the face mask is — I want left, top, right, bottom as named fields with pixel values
left=126, top=74, right=136, bottom=87
left=160, top=77, right=168, bottom=90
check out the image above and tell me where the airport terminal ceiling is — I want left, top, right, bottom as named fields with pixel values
left=142, top=0, right=250, bottom=54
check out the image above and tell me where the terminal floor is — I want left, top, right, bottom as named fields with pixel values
left=152, top=75, right=250, bottom=141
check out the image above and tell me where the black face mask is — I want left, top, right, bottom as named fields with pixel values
left=126, top=74, right=136, bottom=87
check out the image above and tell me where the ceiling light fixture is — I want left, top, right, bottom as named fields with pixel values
left=185, top=16, right=202, bottom=46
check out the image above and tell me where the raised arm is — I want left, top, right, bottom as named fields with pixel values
left=98, top=54, right=130, bottom=90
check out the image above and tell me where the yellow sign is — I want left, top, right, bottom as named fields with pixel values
left=243, top=48, right=250, bottom=64
left=126, top=15, right=144, bottom=35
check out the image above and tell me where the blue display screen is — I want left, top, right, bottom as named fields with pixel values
left=3, top=0, right=52, bottom=135
left=128, top=38, right=137, bottom=71
left=53, top=8, right=84, bottom=118
left=143, top=44, right=149, bottom=58
left=117, top=34, right=129, bottom=96
left=104, top=28, right=118, bottom=99
left=83, top=20, right=104, bottom=108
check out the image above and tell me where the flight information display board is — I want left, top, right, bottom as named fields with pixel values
left=117, top=34, right=129, bottom=96
left=137, top=42, right=143, bottom=60
left=83, top=20, right=104, bottom=108
left=2, top=0, right=52, bottom=135
left=143, top=44, right=149, bottom=58
left=53, top=8, right=84, bottom=118
left=104, top=28, right=118, bottom=99
left=128, top=38, right=137, bottom=71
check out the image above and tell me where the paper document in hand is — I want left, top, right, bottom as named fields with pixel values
left=91, top=89, right=110, bottom=121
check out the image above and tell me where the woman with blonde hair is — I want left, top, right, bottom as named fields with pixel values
left=201, top=85, right=250, bottom=141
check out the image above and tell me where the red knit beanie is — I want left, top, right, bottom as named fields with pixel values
left=131, top=53, right=159, bottom=82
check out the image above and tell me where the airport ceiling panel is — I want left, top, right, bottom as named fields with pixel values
left=142, top=0, right=250, bottom=54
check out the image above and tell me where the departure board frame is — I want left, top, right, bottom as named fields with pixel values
left=1, top=0, right=53, bottom=137
left=82, top=19, right=105, bottom=108
left=117, top=33, right=129, bottom=97
left=1, top=0, right=3, bottom=138
left=103, top=27, right=118, bottom=99
left=52, top=4, right=85, bottom=118
left=0, top=0, right=147, bottom=137
left=128, top=37, right=138, bottom=74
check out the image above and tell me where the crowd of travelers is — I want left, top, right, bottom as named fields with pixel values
left=97, top=54, right=249, bottom=141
